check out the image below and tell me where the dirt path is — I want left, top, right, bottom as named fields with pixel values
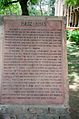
left=67, top=41, right=79, bottom=119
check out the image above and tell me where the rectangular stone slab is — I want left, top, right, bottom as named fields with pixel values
left=0, top=16, right=68, bottom=105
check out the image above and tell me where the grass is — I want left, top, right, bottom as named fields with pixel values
left=67, top=41, right=79, bottom=119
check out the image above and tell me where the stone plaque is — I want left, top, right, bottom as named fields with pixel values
left=0, top=16, right=68, bottom=104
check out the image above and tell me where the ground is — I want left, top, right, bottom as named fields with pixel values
left=67, top=41, right=79, bottom=119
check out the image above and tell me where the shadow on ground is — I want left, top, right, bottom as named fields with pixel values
left=67, top=41, right=79, bottom=119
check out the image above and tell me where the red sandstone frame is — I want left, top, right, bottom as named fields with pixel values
left=0, top=16, right=68, bottom=106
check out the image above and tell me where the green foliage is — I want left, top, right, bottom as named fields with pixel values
left=0, top=0, right=55, bottom=15
left=29, top=0, right=55, bottom=16
left=0, top=0, right=21, bottom=15
left=31, top=0, right=39, bottom=4
left=0, top=0, right=39, bottom=15
left=64, top=0, right=79, bottom=6
left=50, top=0, right=55, bottom=5
left=29, top=6, right=42, bottom=16
left=0, top=0, right=13, bottom=8
left=66, top=30, right=71, bottom=40
left=67, top=30, right=79, bottom=45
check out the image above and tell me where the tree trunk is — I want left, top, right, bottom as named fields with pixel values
left=19, top=0, right=29, bottom=15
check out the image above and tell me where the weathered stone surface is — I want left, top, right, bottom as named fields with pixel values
left=0, top=16, right=70, bottom=119
left=0, top=16, right=68, bottom=105
left=0, top=106, right=71, bottom=119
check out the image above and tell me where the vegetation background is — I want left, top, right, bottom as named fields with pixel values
left=0, top=0, right=79, bottom=119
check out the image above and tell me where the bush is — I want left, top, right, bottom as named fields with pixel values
left=66, top=30, right=72, bottom=40
left=67, top=29, right=79, bottom=45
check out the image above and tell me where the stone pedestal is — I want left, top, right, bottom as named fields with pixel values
left=0, top=105, right=70, bottom=119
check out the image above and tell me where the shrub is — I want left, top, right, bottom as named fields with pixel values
left=67, top=29, right=79, bottom=45
left=66, top=30, right=72, bottom=40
